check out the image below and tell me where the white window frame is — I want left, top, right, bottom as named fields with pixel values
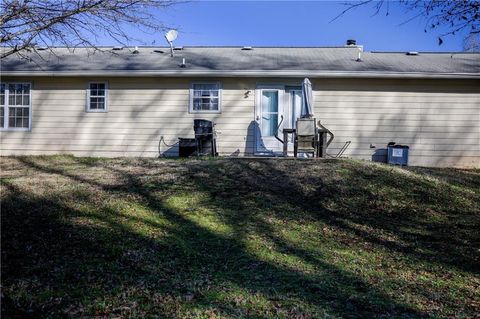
left=0, top=82, right=32, bottom=132
left=189, top=82, right=222, bottom=114
left=86, top=81, right=108, bottom=112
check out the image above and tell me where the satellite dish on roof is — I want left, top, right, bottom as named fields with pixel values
left=164, top=30, right=178, bottom=57
left=165, top=30, right=178, bottom=42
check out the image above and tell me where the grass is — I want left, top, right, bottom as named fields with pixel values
left=1, top=155, right=479, bottom=318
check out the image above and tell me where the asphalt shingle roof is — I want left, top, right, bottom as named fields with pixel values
left=2, top=46, right=480, bottom=78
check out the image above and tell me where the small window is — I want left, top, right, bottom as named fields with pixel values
left=1, top=82, right=32, bottom=131
left=190, top=82, right=221, bottom=113
left=87, top=82, right=108, bottom=112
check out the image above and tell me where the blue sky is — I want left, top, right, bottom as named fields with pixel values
left=121, top=1, right=469, bottom=52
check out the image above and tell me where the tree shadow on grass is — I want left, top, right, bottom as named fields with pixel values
left=194, top=159, right=479, bottom=274
left=2, top=156, right=467, bottom=317
left=182, top=159, right=480, bottom=315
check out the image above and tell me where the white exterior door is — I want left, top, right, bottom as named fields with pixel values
left=255, top=86, right=286, bottom=154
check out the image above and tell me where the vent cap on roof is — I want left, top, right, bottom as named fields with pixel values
left=112, top=46, right=123, bottom=51
left=36, top=46, right=48, bottom=51
left=173, top=46, right=184, bottom=50
left=406, top=51, right=419, bottom=56
left=242, top=46, right=253, bottom=50
left=346, top=39, right=357, bottom=46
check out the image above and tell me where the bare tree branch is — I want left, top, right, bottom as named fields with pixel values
left=463, top=33, right=480, bottom=52
left=332, top=0, right=480, bottom=45
left=330, top=0, right=373, bottom=23
left=1, top=0, right=181, bottom=58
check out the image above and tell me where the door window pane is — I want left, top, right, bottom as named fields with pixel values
left=261, top=113, right=278, bottom=137
left=261, top=91, right=279, bottom=137
left=262, top=91, right=278, bottom=113
left=291, top=90, right=302, bottom=128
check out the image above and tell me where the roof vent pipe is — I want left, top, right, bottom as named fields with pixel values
left=132, top=46, right=139, bottom=54
left=356, top=46, right=363, bottom=62
left=180, top=58, right=186, bottom=68
left=346, top=39, right=356, bottom=46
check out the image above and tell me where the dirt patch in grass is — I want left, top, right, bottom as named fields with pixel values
left=1, top=156, right=479, bottom=318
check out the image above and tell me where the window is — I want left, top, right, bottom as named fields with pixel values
left=0, top=82, right=31, bottom=130
left=87, top=82, right=108, bottom=112
left=190, top=82, right=221, bottom=113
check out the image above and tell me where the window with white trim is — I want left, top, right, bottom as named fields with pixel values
left=190, top=82, right=221, bottom=113
left=87, top=82, right=108, bottom=112
left=0, top=82, right=32, bottom=130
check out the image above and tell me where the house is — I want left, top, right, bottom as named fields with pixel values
left=1, top=44, right=479, bottom=167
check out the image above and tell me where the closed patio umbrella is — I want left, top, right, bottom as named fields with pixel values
left=301, top=78, right=314, bottom=118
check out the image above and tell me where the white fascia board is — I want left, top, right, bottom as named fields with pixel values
left=2, top=70, right=480, bottom=79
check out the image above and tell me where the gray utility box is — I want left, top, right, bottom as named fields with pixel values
left=387, top=143, right=409, bottom=166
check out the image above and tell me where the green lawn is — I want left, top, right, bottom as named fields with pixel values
left=1, top=156, right=479, bottom=318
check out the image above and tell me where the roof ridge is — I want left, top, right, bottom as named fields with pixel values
left=370, top=51, right=478, bottom=54
left=15, top=45, right=361, bottom=49
left=3, top=46, right=476, bottom=54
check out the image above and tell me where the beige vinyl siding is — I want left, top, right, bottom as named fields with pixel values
left=0, top=77, right=256, bottom=157
left=0, top=76, right=479, bottom=167
left=312, top=78, right=480, bottom=167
